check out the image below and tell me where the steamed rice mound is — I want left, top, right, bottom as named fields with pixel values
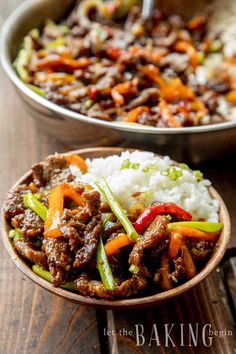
left=70, top=151, right=219, bottom=222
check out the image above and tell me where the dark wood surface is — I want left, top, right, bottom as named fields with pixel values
left=0, top=1, right=235, bottom=353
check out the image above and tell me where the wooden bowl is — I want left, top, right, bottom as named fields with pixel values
left=1, top=147, right=231, bottom=309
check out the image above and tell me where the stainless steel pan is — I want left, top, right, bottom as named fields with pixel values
left=1, top=0, right=236, bottom=162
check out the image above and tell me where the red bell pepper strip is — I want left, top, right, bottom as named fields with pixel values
left=133, top=202, right=192, bottom=234
left=106, top=47, right=122, bottom=59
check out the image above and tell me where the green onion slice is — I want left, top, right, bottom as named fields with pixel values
left=96, top=178, right=138, bottom=241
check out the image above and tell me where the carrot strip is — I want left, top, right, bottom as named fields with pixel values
left=181, top=242, right=196, bottom=279
left=168, top=231, right=182, bottom=259
left=62, top=153, right=88, bottom=173
left=160, top=253, right=172, bottom=290
left=104, top=233, right=134, bottom=257
left=124, top=106, right=150, bottom=122
left=173, top=41, right=198, bottom=69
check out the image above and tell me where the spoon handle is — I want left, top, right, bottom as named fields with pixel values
left=142, top=0, right=154, bottom=19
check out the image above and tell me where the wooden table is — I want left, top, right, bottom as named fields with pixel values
left=0, top=1, right=235, bottom=353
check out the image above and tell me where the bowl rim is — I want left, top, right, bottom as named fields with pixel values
left=1, top=0, right=236, bottom=136
left=0, top=147, right=231, bottom=309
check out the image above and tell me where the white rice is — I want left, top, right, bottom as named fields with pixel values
left=70, top=151, right=219, bottom=222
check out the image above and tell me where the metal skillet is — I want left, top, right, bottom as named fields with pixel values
left=1, top=0, right=236, bottom=163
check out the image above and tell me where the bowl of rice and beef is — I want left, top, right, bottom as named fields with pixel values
left=1, top=147, right=231, bottom=308
left=1, top=0, right=236, bottom=161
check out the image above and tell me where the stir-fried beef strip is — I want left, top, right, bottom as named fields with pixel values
left=12, top=209, right=44, bottom=237
left=73, top=215, right=102, bottom=268
left=75, top=266, right=150, bottom=299
left=14, top=238, right=47, bottom=269
left=42, top=238, right=73, bottom=287
left=150, top=238, right=170, bottom=260
left=187, top=239, right=214, bottom=260
left=129, top=215, right=168, bottom=266
left=4, top=184, right=30, bottom=219
left=103, top=222, right=123, bottom=238
left=14, top=2, right=236, bottom=127
left=32, top=154, right=75, bottom=188
left=170, top=256, right=186, bottom=282
left=83, top=190, right=101, bottom=216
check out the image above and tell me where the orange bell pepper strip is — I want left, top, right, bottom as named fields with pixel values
left=187, top=15, right=207, bottom=30
left=62, top=153, right=88, bottom=173
left=176, top=226, right=220, bottom=241
left=173, top=41, right=198, bottom=69
left=124, top=106, right=150, bottom=122
left=167, top=225, right=220, bottom=259
left=44, top=183, right=85, bottom=238
left=159, top=98, right=182, bottom=128
left=180, top=241, right=196, bottom=279
left=37, top=57, right=92, bottom=72
left=168, top=230, right=183, bottom=259
left=44, top=185, right=64, bottom=238
left=61, top=183, right=86, bottom=207
left=111, top=79, right=138, bottom=106
left=140, top=65, right=195, bottom=101
left=225, top=90, right=236, bottom=104
left=161, top=78, right=195, bottom=101
left=34, top=72, right=76, bottom=84
left=140, top=64, right=160, bottom=82
left=104, top=233, right=134, bottom=257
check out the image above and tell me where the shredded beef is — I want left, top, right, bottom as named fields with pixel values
left=32, top=154, right=74, bottom=188
left=14, top=238, right=47, bottom=269
left=4, top=184, right=29, bottom=220
left=129, top=215, right=168, bottom=266
left=42, top=238, right=73, bottom=287
left=73, top=215, right=102, bottom=268
left=83, top=190, right=101, bottom=216
left=128, top=88, right=160, bottom=109
left=188, top=240, right=214, bottom=260
left=170, top=256, right=186, bottom=282
left=12, top=209, right=44, bottom=237
left=75, top=267, right=150, bottom=299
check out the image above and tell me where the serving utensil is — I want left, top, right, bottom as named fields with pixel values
left=142, top=0, right=154, bottom=19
